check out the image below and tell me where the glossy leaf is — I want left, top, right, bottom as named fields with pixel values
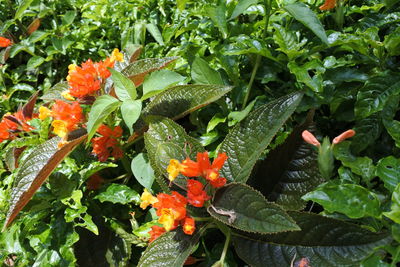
left=383, top=184, right=400, bottom=224
left=229, top=0, right=258, bottom=20
left=302, top=182, right=381, bottom=218
left=40, top=82, right=69, bottom=102
left=219, top=92, right=303, bottom=183
left=146, top=23, right=164, bottom=45
left=15, top=0, right=34, bottom=20
left=284, top=2, right=329, bottom=45
left=376, top=156, right=400, bottom=192
left=94, top=184, right=140, bottom=205
left=208, top=183, right=300, bottom=234
left=121, top=99, right=142, bottom=134
left=234, top=211, right=391, bottom=267
left=3, top=132, right=87, bottom=230
left=250, top=120, right=324, bottom=210
left=137, top=227, right=203, bottom=267
left=131, top=153, right=155, bottom=189
left=142, top=70, right=185, bottom=101
left=86, top=95, right=121, bottom=141
left=109, top=68, right=137, bottom=101
left=191, top=56, right=223, bottom=85
left=206, top=3, right=228, bottom=39
left=122, top=57, right=178, bottom=86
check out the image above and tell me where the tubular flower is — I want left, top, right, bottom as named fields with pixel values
left=186, top=179, right=210, bottom=207
left=50, top=100, right=83, bottom=137
left=0, top=109, right=37, bottom=143
left=148, top=225, right=166, bottom=243
left=197, top=152, right=228, bottom=188
left=0, top=37, right=12, bottom=47
left=319, top=0, right=336, bottom=10
left=332, top=129, right=355, bottom=144
left=302, top=130, right=321, bottom=147
left=91, top=124, right=123, bottom=162
left=153, top=192, right=187, bottom=231
left=39, top=106, right=52, bottom=120
left=52, top=120, right=68, bottom=138
left=0, top=121, right=10, bottom=143
left=140, top=188, right=159, bottom=209
left=167, top=158, right=201, bottom=182
left=182, top=217, right=195, bottom=235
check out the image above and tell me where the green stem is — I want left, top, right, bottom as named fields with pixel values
left=219, top=229, right=231, bottom=264
left=242, top=0, right=272, bottom=109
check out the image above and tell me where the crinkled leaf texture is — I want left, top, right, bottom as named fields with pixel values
left=137, top=227, right=204, bottom=267
left=219, top=92, right=303, bottom=183
left=144, top=117, right=204, bottom=191
left=233, top=211, right=391, bottom=267
left=40, top=82, right=68, bottom=102
left=94, top=183, right=140, bottom=205
left=3, top=132, right=87, bottom=230
left=249, top=118, right=323, bottom=210
left=208, top=183, right=300, bottom=234
left=122, top=57, right=178, bottom=86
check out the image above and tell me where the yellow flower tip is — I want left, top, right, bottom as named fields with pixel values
left=159, top=209, right=175, bottom=231
left=140, top=189, right=158, bottom=209
left=111, top=48, right=124, bottom=62
left=61, top=90, right=75, bottom=101
left=68, top=64, right=77, bottom=71
left=39, top=106, right=52, bottom=120
left=52, top=120, right=68, bottom=138
left=208, top=171, right=218, bottom=181
left=167, top=159, right=182, bottom=182
left=57, top=140, right=68, bottom=149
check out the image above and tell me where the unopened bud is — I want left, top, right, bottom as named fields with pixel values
left=302, top=130, right=321, bottom=147
left=332, top=129, right=355, bottom=144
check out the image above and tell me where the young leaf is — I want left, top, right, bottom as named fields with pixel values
left=191, top=56, right=223, bottom=85
left=131, top=153, right=155, bottom=189
left=109, top=68, right=137, bottom=101
left=249, top=120, right=324, bottom=210
left=142, top=70, right=186, bottom=101
left=137, top=227, right=204, bottom=267
left=86, top=95, right=121, bottom=141
left=233, top=211, right=391, bottom=267
left=219, top=92, right=303, bottom=183
left=145, top=23, right=164, bottom=45
left=284, top=2, right=329, bottom=45
left=229, top=0, right=258, bottom=20
left=208, top=183, right=300, bottom=234
left=302, top=182, right=381, bottom=219
left=15, top=0, right=34, bottom=20
left=3, top=132, right=87, bottom=230
left=121, top=99, right=142, bottom=134
left=94, top=184, right=140, bottom=205
left=122, top=57, right=178, bottom=86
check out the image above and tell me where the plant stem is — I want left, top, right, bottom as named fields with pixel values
left=242, top=0, right=272, bottom=109
left=219, top=229, right=231, bottom=264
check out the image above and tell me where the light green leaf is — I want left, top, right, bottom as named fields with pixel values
left=208, top=183, right=299, bottom=233
left=62, top=11, right=76, bottom=26
left=41, top=82, right=68, bottom=102
left=110, top=68, right=137, bottom=101
left=121, top=99, right=142, bottom=134
left=302, top=182, right=381, bottom=219
left=146, top=23, right=164, bottom=45
left=191, top=56, right=223, bottom=85
left=284, top=2, right=329, bottom=45
left=207, top=114, right=226, bottom=133
left=229, top=0, right=258, bottom=20
left=142, top=70, right=186, bottom=101
left=219, top=92, right=303, bottom=183
left=95, top=184, right=140, bottom=205
left=383, top=184, right=400, bottom=224
left=26, top=56, right=45, bottom=70
left=86, top=95, right=121, bottom=141
left=15, top=0, right=34, bottom=20
left=206, top=3, right=228, bottom=39
left=131, top=153, right=155, bottom=189
left=177, top=0, right=188, bottom=10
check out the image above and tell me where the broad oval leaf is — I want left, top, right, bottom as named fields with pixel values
left=122, top=57, right=178, bottom=87
left=109, top=68, right=137, bottom=101
left=131, top=153, right=155, bottom=189
left=219, top=92, right=303, bottom=183
left=138, top=227, right=204, bottom=267
left=3, top=132, right=87, bottom=230
left=86, top=95, right=121, bottom=141
left=233, top=211, right=391, bottom=267
left=208, top=183, right=300, bottom=234
left=121, top=99, right=142, bottom=134
left=284, top=2, right=329, bottom=45
left=376, top=156, right=400, bottom=192
left=94, top=184, right=140, bottom=205
left=229, top=0, right=258, bottom=20
left=142, top=70, right=186, bottom=101
left=191, top=56, right=223, bottom=85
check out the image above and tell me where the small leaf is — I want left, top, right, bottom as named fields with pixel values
left=26, top=56, right=45, bottom=70
left=229, top=0, right=258, bottom=20
left=110, top=68, right=137, bottom=101
left=284, top=2, right=329, bottom=45
left=121, top=99, right=142, bottom=134
left=15, top=0, right=34, bottom=20
left=3, top=132, right=87, bottom=230
left=131, top=153, right=155, bottom=189
left=191, top=56, right=223, bottom=85
left=219, top=92, right=303, bottom=183
left=142, top=70, right=185, bottom=101
left=86, top=95, right=121, bottom=141
left=208, top=183, right=300, bottom=234
left=122, top=57, right=178, bottom=87
left=41, top=82, right=69, bottom=102
left=233, top=211, right=391, bottom=267
left=95, top=184, right=140, bottom=205
left=376, top=156, right=400, bottom=192
left=137, top=227, right=204, bottom=267
left=302, top=182, right=381, bottom=219
left=62, top=11, right=76, bottom=26
left=145, top=23, right=164, bottom=45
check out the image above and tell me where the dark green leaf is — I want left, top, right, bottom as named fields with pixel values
left=26, top=56, right=45, bottom=70
left=86, top=95, right=121, bottom=141
left=95, top=184, right=140, bottom=205
left=383, top=184, right=400, bottom=224
left=376, top=156, right=400, bottom=192
left=284, top=2, right=329, bottom=45
left=191, top=56, right=223, bottom=85
left=220, top=92, right=303, bottom=183
left=233, top=211, right=391, bottom=267
left=208, top=183, right=299, bottom=233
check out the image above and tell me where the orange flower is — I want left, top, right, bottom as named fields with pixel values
left=302, top=130, right=321, bottom=147
left=332, top=129, right=355, bottom=144
left=149, top=225, right=166, bottom=243
left=197, top=152, right=228, bottom=188
left=0, top=109, right=36, bottom=143
left=182, top=217, right=195, bottom=235
left=0, top=37, right=12, bottom=47
left=319, top=0, right=336, bottom=10
left=51, top=100, right=83, bottom=131
left=0, top=121, right=10, bottom=143
left=167, top=158, right=201, bottom=182
left=153, top=192, right=187, bottom=231
left=91, top=124, right=123, bottom=162
left=187, top=179, right=210, bottom=207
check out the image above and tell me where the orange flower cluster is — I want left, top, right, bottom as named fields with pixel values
left=91, top=124, right=123, bottom=162
left=302, top=129, right=355, bottom=147
left=319, top=0, right=336, bottom=10
left=0, top=37, right=12, bottom=47
left=141, top=151, right=228, bottom=242
left=0, top=110, right=35, bottom=143
left=39, top=100, right=84, bottom=138
left=66, top=49, right=123, bottom=98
